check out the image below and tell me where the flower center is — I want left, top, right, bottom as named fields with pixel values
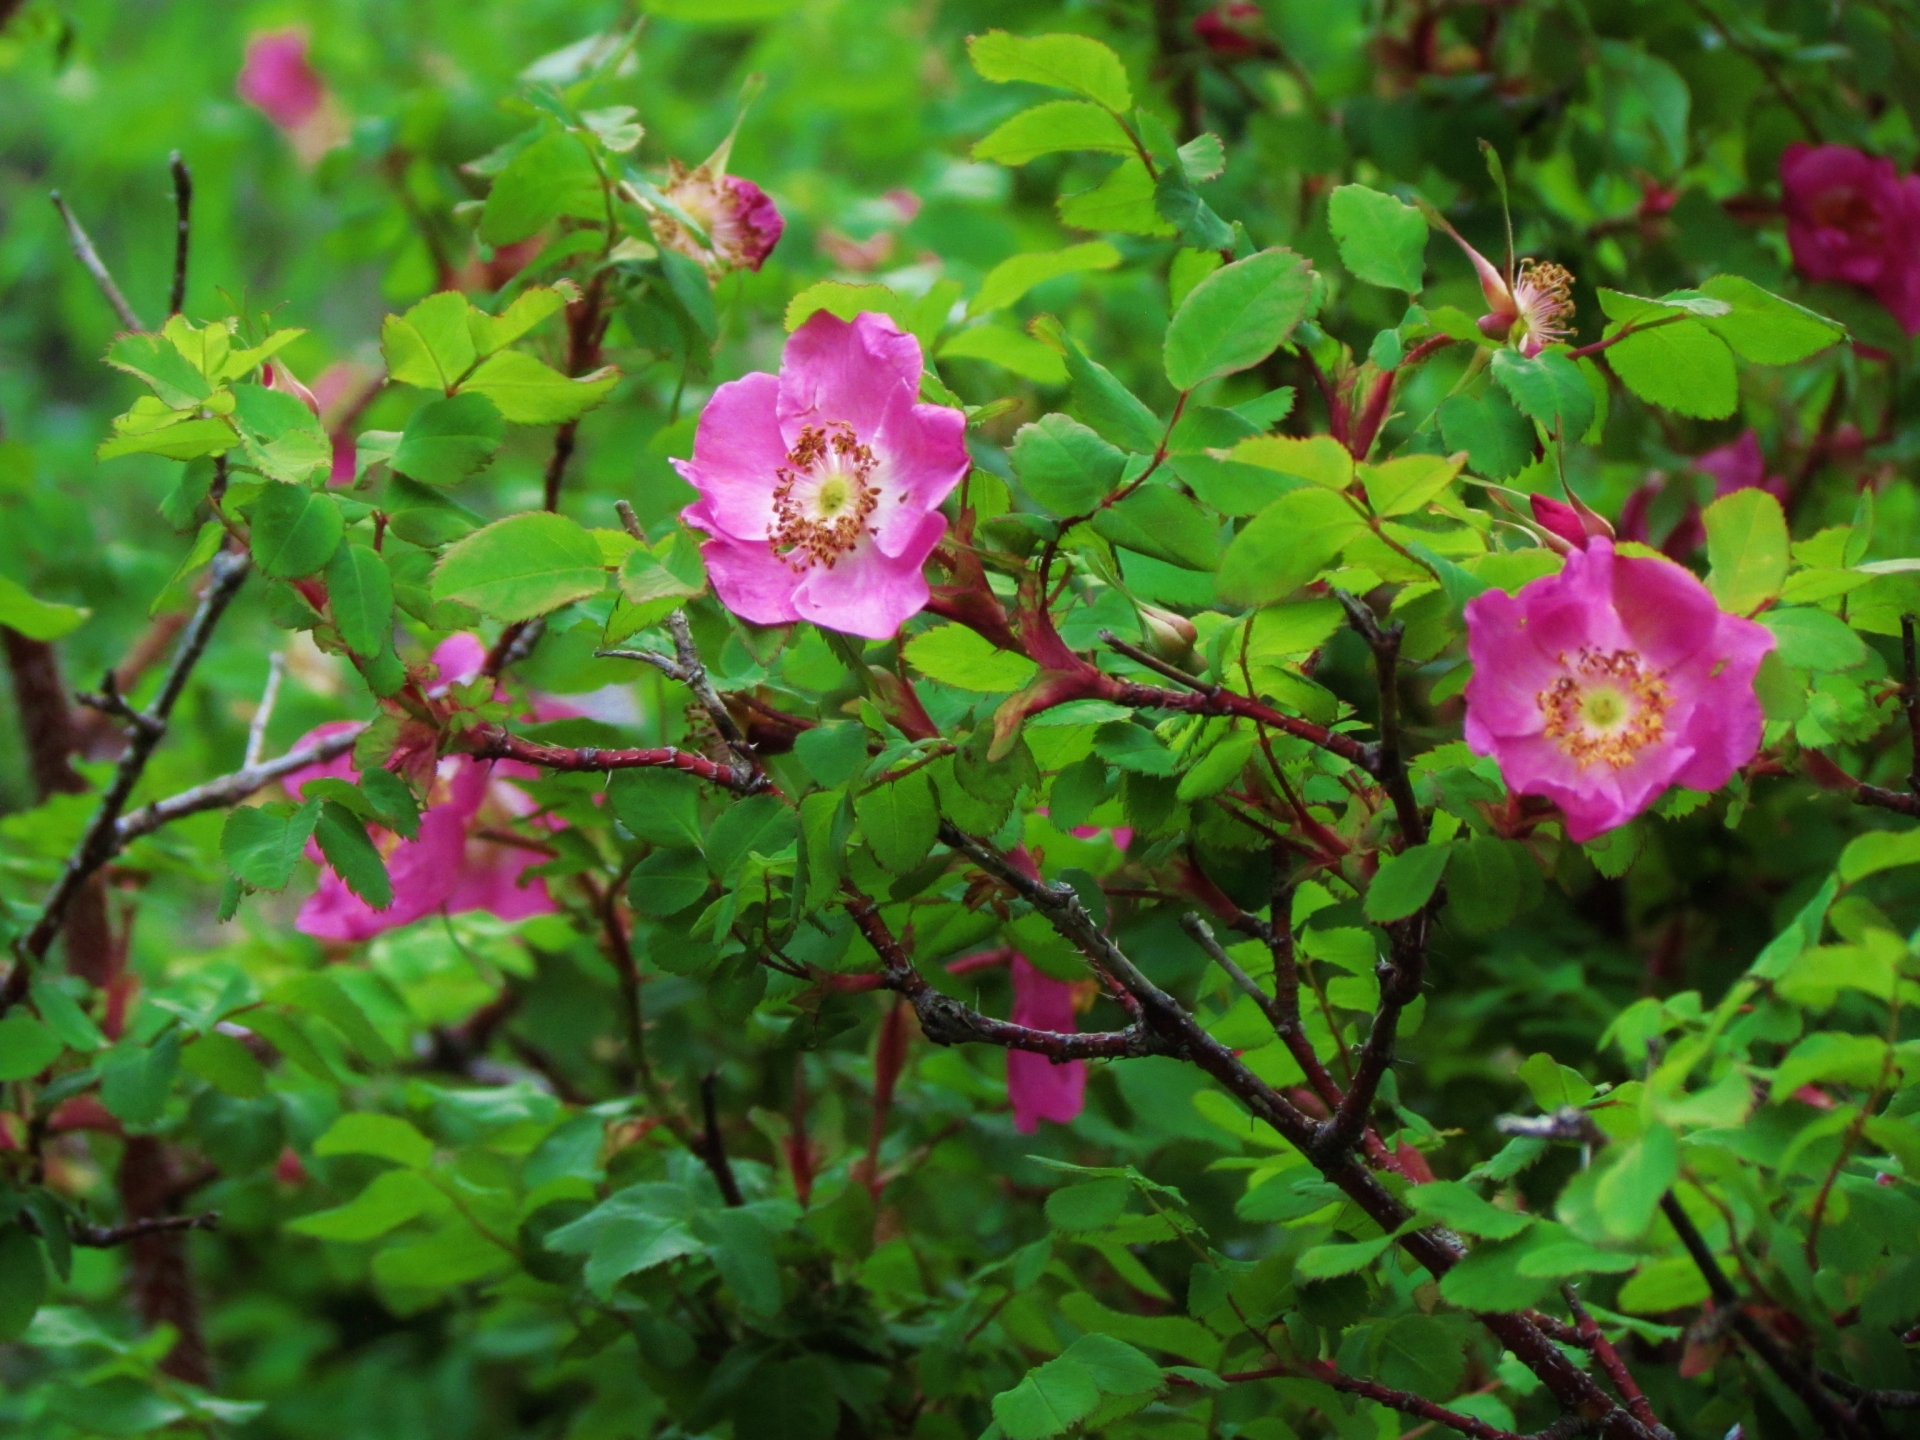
left=1513, top=259, right=1575, bottom=347
left=771, top=421, right=880, bottom=570
left=1537, top=647, right=1672, bottom=769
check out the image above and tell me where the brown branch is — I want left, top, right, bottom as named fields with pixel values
left=1100, top=631, right=1378, bottom=770
left=1818, top=1370, right=1920, bottom=1413
left=168, top=152, right=192, bottom=318
left=50, top=191, right=144, bottom=332
left=117, top=1137, right=211, bottom=1384
left=1658, top=1191, right=1865, bottom=1439
left=1904, top=614, right=1919, bottom=798
left=1564, top=1285, right=1666, bottom=1436
left=1315, top=915, right=1426, bottom=1164
left=695, top=1072, right=746, bottom=1208
left=1200, top=1361, right=1524, bottom=1440
left=935, top=822, right=1649, bottom=1436
left=70, top=1211, right=220, bottom=1248
left=1335, top=591, right=1425, bottom=844
left=1855, top=782, right=1920, bottom=817
left=458, top=726, right=773, bottom=794
left=114, top=727, right=362, bottom=845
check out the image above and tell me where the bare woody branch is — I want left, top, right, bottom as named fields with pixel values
left=115, top=726, right=363, bottom=845
left=50, top=191, right=144, bottom=333
left=460, top=725, right=774, bottom=795
left=168, top=151, right=192, bottom=318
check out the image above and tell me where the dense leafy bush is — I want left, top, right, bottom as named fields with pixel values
left=3, top=3, right=1920, bottom=1438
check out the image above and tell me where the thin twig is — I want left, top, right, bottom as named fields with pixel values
left=1564, top=1284, right=1666, bottom=1436
left=5, top=550, right=250, bottom=1011
left=1818, top=1370, right=1920, bottom=1412
left=459, top=725, right=772, bottom=794
left=1335, top=591, right=1425, bottom=844
left=168, top=152, right=192, bottom=318
left=116, top=727, right=362, bottom=845
left=243, top=653, right=286, bottom=768
left=696, top=1072, right=745, bottom=1208
left=50, top=191, right=143, bottom=332
left=1903, top=614, right=1919, bottom=798
left=71, top=1212, right=220, bottom=1248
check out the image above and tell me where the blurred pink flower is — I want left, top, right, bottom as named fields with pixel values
left=651, top=160, right=784, bottom=275
left=1617, top=430, right=1783, bottom=560
left=1463, top=538, right=1773, bottom=841
left=1008, top=955, right=1086, bottom=1134
left=1781, top=142, right=1920, bottom=335
left=676, top=310, right=969, bottom=640
left=284, top=636, right=558, bottom=942
left=1193, top=1, right=1266, bottom=58
left=237, top=28, right=347, bottom=166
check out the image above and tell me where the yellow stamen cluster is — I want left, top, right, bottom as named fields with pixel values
left=1515, top=259, right=1575, bottom=347
left=771, top=422, right=880, bottom=570
left=1537, top=647, right=1671, bottom=769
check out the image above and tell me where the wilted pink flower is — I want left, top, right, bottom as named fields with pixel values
left=237, top=28, right=347, bottom=166
left=1463, top=538, right=1773, bottom=841
left=1193, top=1, right=1266, bottom=57
left=1781, top=143, right=1920, bottom=335
left=676, top=310, right=969, bottom=640
left=1617, top=430, right=1783, bottom=560
left=1434, top=218, right=1576, bottom=355
left=284, top=637, right=557, bottom=942
left=1008, top=955, right=1086, bottom=1134
left=650, top=159, right=783, bottom=275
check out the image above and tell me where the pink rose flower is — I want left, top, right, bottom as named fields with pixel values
left=1008, top=955, right=1086, bottom=1134
left=675, top=310, right=969, bottom=640
left=1463, top=538, right=1774, bottom=841
left=237, top=29, right=324, bottom=131
left=1617, top=430, right=1783, bottom=561
left=1781, top=142, right=1920, bottom=335
left=236, top=28, right=348, bottom=167
left=284, top=636, right=558, bottom=942
left=651, top=160, right=784, bottom=275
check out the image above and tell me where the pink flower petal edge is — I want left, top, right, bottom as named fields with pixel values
left=676, top=310, right=969, bottom=640
left=1008, top=955, right=1086, bottom=1134
left=1463, top=538, right=1774, bottom=842
left=1781, top=142, right=1920, bottom=336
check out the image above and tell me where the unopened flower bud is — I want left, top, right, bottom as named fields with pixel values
left=1139, top=605, right=1199, bottom=667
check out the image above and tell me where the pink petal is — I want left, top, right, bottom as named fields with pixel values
left=1610, top=547, right=1725, bottom=671
left=432, top=633, right=488, bottom=689
left=673, top=371, right=788, bottom=543
left=280, top=720, right=364, bottom=798
left=1008, top=955, right=1086, bottom=1133
left=696, top=530, right=802, bottom=627
left=237, top=29, right=326, bottom=132
left=790, top=512, right=944, bottom=639
left=776, top=311, right=925, bottom=446
left=869, top=385, right=970, bottom=559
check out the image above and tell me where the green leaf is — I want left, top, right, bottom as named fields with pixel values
left=609, top=767, right=705, bottom=848
left=736, top=1355, right=839, bottom=1440
left=233, top=384, right=331, bottom=484
left=1838, top=828, right=1920, bottom=884
left=1216, top=487, right=1363, bottom=607
left=975, top=243, right=1121, bottom=316
left=1759, top=607, right=1866, bottom=672
left=273, top=972, right=394, bottom=1065
left=1373, top=1315, right=1466, bottom=1400
left=1407, top=1180, right=1532, bottom=1239
left=1517, top=1051, right=1596, bottom=1109
left=1704, top=487, right=1789, bottom=615
left=106, top=331, right=214, bottom=407
left=326, top=543, right=395, bottom=658
left=1058, top=158, right=1173, bottom=237
left=1605, top=320, right=1738, bottom=419
left=1327, top=184, right=1427, bottom=292
left=287, top=1168, right=448, bottom=1241
left=461, top=351, right=618, bottom=425
left=784, top=281, right=907, bottom=335
left=992, top=1358, right=1101, bottom=1440
left=0, top=1014, right=64, bottom=1081
left=1045, top=1179, right=1131, bottom=1231
left=856, top=774, right=938, bottom=874
left=1011, top=413, right=1126, bottom=516
left=313, top=1112, right=435, bottom=1168
left=968, top=30, right=1133, bottom=112
left=1364, top=842, right=1452, bottom=923
left=98, top=414, right=238, bottom=462
left=1062, top=335, right=1163, bottom=453
left=1153, top=164, right=1233, bottom=251
left=1063, top=1332, right=1163, bottom=1396
left=1593, top=1123, right=1677, bottom=1238
left=627, top=848, right=710, bottom=918
left=28, top=980, right=104, bottom=1054
left=1295, top=1233, right=1394, bottom=1280
left=1364, top=453, right=1462, bottom=517
left=385, top=475, right=482, bottom=548
left=180, top=1031, right=268, bottom=1098
left=1093, top=484, right=1223, bottom=571
left=221, top=801, right=322, bottom=891
left=1699, top=273, right=1843, bottom=365
left=1443, top=835, right=1535, bottom=934
left=314, top=801, right=393, bottom=912
left=0, top=577, right=88, bottom=641
left=939, top=325, right=1068, bottom=385
left=1490, top=349, right=1594, bottom=440
left=383, top=291, right=479, bottom=391
left=0, top=1226, right=47, bottom=1343
left=99, top=1030, right=180, bottom=1127
left=1175, top=732, right=1255, bottom=802
left=479, top=129, right=603, bottom=247
left=467, top=283, right=577, bottom=358
left=906, top=624, right=1037, bottom=692
left=972, top=102, right=1134, bottom=166
left=432, top=512, right=608, bottom=622
left=250, top=482, right=345, bottom=580
left=1163, top=248, right=1315, bottom=391
left=392, top=393, right=506, bottom=486
left=1438, top=389, right=1535, bottom=480
left=544, top=1183, right=703, bottom=1297
left=1771, top=1031, right=1891, bottom=1098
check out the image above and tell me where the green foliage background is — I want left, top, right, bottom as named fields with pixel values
left=1, top=2, right=1918, bottom=1439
